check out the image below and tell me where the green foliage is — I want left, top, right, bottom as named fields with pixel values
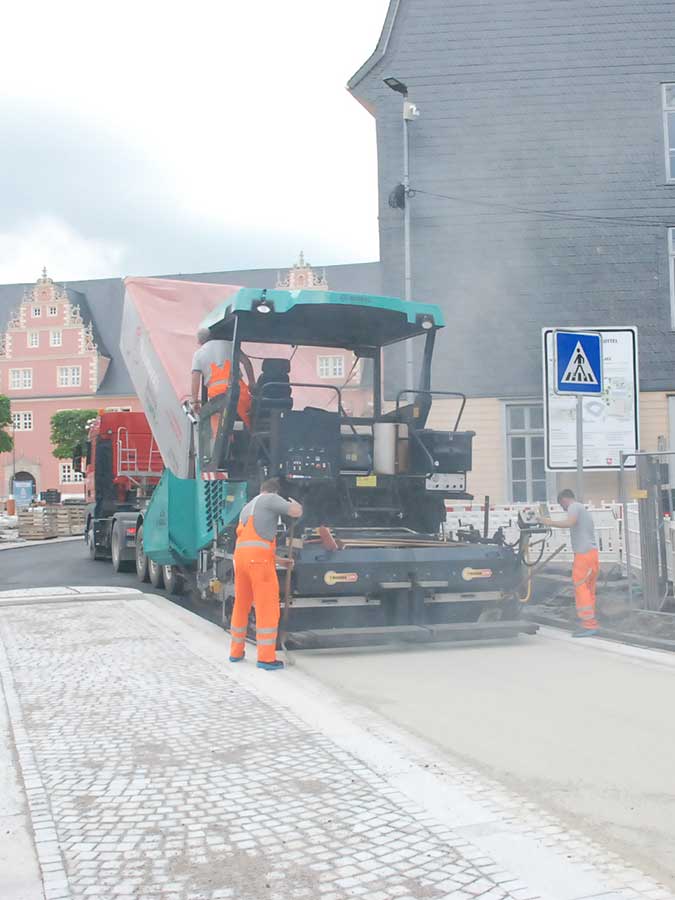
left=0, top=395, right=12, bottom=453
left=50, top=409, right=98, bottom=460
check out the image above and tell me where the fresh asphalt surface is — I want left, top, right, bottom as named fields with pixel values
left=2, top=539, right=675, bottom=889
left=1, top=537, right=146, bottom=592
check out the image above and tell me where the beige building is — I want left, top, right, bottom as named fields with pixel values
left=427, top=393, right=669, bottom=506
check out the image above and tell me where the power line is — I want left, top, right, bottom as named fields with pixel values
left=410, top=187, right=675, bottom=228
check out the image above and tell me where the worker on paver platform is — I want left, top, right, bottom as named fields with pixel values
left=230, top=478, right=303, bottom=670
left=540, top=489, right=599, bottom=637
left=191, top=328, right=255, bottom=427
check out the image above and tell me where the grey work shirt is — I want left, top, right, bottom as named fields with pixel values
left=239, top=493, right=292, bottom=542
left=568, top=501, right=597, bottom=554
left=191, top=340, right=233, bottom=386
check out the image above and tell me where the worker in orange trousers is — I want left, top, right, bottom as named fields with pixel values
left=540, top=488, right=599, bottom=636
left=230, top=479, right=302, bottom=670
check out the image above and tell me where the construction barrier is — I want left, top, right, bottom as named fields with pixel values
left=444, top=502, right=623, bottom=567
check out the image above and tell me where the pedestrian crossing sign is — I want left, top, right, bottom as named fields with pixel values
left=554, top=330, right=603, bottom=395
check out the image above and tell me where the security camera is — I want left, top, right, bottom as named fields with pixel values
left=403, top=101, right=420, bottom=120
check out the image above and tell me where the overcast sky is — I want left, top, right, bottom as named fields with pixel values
left=0, top=1, right=389, bottom=284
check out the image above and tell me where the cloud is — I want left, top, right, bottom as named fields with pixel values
left=0, top=1, right=389, bottom=282
left=0, top=216, right=125, bottom=283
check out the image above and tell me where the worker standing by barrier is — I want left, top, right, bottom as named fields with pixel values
left=540, top=489, right=599, bottom=637
left=191, top=327, right=254, bottom=426
left=230, top=479, right=302, bottom=670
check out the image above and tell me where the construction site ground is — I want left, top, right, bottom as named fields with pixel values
left=527, top=566, right=675, bottom=649
left=1, top=542, right=675, bottom=899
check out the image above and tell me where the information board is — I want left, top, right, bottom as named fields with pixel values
left=543, top=327, right=639, bottom=471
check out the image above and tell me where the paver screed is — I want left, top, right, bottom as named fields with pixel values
left=0, top=598, right=536, bottom=900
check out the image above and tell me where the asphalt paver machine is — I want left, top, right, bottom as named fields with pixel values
left=121, top=278, right=539, bottom=648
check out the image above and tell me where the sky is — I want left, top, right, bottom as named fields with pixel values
left=0, top=0, right=390, bottom=283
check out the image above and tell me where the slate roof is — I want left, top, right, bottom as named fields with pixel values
left=0, top=263, right=381, bottom=396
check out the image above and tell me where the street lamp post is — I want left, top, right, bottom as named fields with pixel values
left=384, top=77, right=420, bottom=391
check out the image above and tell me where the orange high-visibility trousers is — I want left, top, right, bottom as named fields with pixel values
left=230, top=545, right=280, bottom=663
left=572, top=548, right=599, bottom=630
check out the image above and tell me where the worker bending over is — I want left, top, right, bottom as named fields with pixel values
left=191, top=328, right=255, bottom=427
left=230, top=478, right=302, bottom=670
left=540, top=489, right=599, bottom=637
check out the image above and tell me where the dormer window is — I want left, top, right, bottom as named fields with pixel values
left=31, top=306, right=41, bottom=318
left=48, top=305, right=58, bottom=317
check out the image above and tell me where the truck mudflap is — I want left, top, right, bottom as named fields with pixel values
left=282, top=620, right=538, bottom=651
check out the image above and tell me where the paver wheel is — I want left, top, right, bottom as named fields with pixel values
left=111, top=522, right=133, bottom=573
left=135, top=524, right=150, bottom=583
left=162, top=565, right=182, bottom=595
left=148, top=557, right=164, bottom=589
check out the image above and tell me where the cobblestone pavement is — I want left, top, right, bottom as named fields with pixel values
left=0, top=596, right=673, bottom=900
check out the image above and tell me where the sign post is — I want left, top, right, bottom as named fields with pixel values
left=553, top=330, right=603, bottom=500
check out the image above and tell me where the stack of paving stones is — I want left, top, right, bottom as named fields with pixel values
left=56, top=505, right=86, bottom=537
left=17, top=507, right=58, bottom=541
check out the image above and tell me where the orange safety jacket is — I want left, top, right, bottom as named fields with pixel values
left=208, top=360, right=252, bottom=428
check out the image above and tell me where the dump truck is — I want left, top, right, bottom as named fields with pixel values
left=115, top=276, right=540, bottom=648
left=79, top=410, right=169, bottom=581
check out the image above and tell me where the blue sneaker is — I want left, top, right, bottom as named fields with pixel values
left=572, top=629, right=598, bottom=638
left=256, top=660, right=285, bottom=671
left=229, top=654, right=245, bottom=662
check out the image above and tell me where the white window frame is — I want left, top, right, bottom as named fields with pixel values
left=31, top=306, right=41, bottom=318
left=317, top=355, right=345, bottom=379
left=57, top=366, right=81, bottom=388
left=50, top=329, right=63, bottom=347
left=27, top=331, right=40, bottom=348
left=663, top=84, right=675, bottom=183
left=59, top=462, right=84, bottom=484
left=9, top=368, right=32, bottom=390
left=504, top=403, right=547, bottom=503
left=48, top=305, right=58, bottom=317
left=11, top=411, right=33, bottom=431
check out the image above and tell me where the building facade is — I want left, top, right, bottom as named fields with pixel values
left=349, top=0, right=675, bottom=502
left=0, top=260, right=379, bottom=499
left=0, top=271, right=142, bottom=498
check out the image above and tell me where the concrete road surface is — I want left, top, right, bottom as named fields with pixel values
left=295, top=633, right=675, bottom=890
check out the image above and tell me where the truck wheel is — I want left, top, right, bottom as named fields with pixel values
left=111, top=522, right=133, bottom=573
left=148, top=557, right=165, bottom=589
left=135, top=524, right=150, bottom=583
left=162, top=565, right=182, bottom=595
left=86, top=523, right=105, bottom=561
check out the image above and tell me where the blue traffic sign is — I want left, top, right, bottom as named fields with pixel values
left=554, top=330, right=603, bottom=395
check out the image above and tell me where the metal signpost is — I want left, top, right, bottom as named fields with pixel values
left=553, top=330, right=603, bottom=499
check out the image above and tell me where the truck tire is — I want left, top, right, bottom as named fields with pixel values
left=86, top=522, right=105, bottom=561
left=111, top=522, right=134, bottom=573
left=148, top=557, right=164, bottom=589
left=162, top=565, right=182, bottom=595
left=135, top=524, right=150, bottom=583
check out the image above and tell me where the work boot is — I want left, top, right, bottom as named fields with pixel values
left=572, top=628, right=598, bottom=638
left=229, top=654, right=245, bottom=662
left=256, top=660, right=285, bottom=671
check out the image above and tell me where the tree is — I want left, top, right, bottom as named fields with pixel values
left=0, top=395, right=12, bottom=453
left=50, top=410, right=98, bottom=460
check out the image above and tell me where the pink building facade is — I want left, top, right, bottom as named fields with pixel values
left=0, top=271, right=140, bottom=498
